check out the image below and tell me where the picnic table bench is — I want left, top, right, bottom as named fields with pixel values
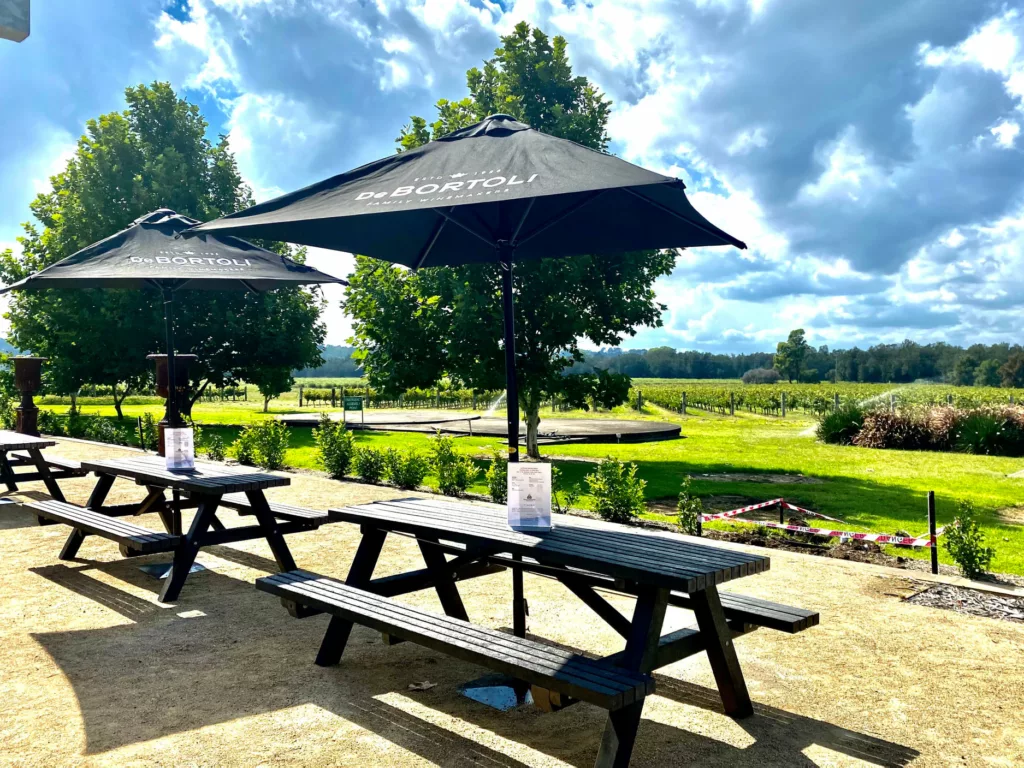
left=257, top=497, right=819, bottom=767
left=22, top=455, right=327, bottom=603
left=0, top=430, right=87, bottom=503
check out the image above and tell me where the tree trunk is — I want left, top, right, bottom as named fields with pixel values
left=263, top=396, right=270, bottom=413
left=70, top=391, right=78, bottom=415
left=112, top=385, right=130, bottom=419
left=186, top=379, right=210, bottom=416
left=523, top=390, right=542, bottom=460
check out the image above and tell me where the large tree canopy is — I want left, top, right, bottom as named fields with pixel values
left=0, top=82, right=326, bottom=416
left=346, top=22, right=674, bottom=457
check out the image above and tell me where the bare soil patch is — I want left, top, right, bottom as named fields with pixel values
left=997, top=504, right=1024, bottom=525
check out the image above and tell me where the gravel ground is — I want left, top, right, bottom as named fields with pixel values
left=1, top=439, right=1023, bottom=767
left=906, top=584, right=1024, bottom=623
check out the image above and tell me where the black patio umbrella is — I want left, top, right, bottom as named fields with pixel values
left=188, top=114, right=746, bottom=459
left=1, top=209, right=345, bottom=427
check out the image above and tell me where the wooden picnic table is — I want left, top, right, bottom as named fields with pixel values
left=278, top=497, right=807, bottom=766
left=0, top=429, right=86, bottom=501
left=39, top=455, right=309, bottom=603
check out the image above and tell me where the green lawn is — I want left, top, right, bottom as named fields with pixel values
left=41, top=398, right=1024, bottom=575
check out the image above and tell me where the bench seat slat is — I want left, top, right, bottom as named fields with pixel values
left=25, top=500, right=180, bottom=553
left=271, top=571, right=651, bottom=693
left=257, top=570, right=653, bottom=710
left=218, top=493, right=330, bottom=525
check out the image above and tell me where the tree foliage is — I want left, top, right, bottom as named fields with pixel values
left=348, top=23, right=674, bottom=457
left=0, top=82, right=326, bottom=417
left=773, top=329, right=811, bottom=382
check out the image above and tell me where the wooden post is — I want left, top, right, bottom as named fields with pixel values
left=947, top=393, right=952, bottom=405
left=781, top=392, right=786, bottom=418
left=298, top=385, right=303, bottom=408
left=928, top=491, right=938, bottom=575
left=833, top=392, right=840, bottom=410
left=729, top=392, right=735, bottom=416
left=472, top=391, right=477, bottom=410
left=681, top=392, right=687, bottom=415
left=889, top=393, right=895, bottom=412
left=779, top=498, right=785, bottom=524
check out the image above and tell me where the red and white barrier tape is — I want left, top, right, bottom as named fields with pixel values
left=701, top=498, right=783, bottom=522
left=730, top=519, right=946, bottom=547
left=781, top=501, right=847, bottom=524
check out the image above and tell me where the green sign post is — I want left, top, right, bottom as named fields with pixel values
left=343, top=396, right=363, bottom=424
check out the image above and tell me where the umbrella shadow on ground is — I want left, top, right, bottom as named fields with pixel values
left=28, top=564, right=919, bottom=767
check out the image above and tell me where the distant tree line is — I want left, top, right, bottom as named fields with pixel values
left=561, top=339, right=1024, bottom=387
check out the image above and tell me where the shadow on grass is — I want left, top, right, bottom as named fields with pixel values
left=28, top=564, right=918, bottom=766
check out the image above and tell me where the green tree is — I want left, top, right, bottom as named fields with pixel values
left=347, top=23, right=674, bottom=458
left=773, top=329, right=810, bottom=382
left=952, top=355, right=979, bottom=387
left=974, top=359, right=1002, bottom=388
left=999, top=353, right=1024, bottom=389
left=0, top=82, right=326, bottom=417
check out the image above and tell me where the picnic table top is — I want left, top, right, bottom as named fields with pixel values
left=80, top=455, right=289, bottom=495
left=0, top=430, right=57, bottom=451
left=330, top=497, right=770, bottom=594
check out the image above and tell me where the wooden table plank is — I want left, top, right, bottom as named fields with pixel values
left=80, top=455, right=289, bottom=494
left=0, top=430, right=56, bottom=451
left=329, top=498, right=769, bottom=594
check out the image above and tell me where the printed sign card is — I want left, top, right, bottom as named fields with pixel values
left=507, top=462, right=552, bottom=531
left=165, top=427, right=195, bottom=471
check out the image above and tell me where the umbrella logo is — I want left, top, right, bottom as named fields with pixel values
left=355, top=173, right=538, bottom=202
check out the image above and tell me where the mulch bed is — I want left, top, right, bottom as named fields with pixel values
left=906, top=584, right=1024, bottom=623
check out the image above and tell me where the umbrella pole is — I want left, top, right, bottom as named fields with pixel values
left=500, top=254, right=519, bottom=463
left=162, top=287, right=181, bottom=428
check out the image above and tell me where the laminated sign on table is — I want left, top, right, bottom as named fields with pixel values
left=507, top=462, right=552, bottom=531
left=165, top=427, right=195, bottom=471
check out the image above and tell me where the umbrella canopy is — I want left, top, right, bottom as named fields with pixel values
left=188, top=114, right=746, bottom=459
left=189, top=114, right=745, bottom=268
left=1, top=209, right=344, bottom=293
left=2, top=209, right=345, bottom=426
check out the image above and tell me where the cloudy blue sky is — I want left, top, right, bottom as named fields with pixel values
left=2, top=0, right=1023, bottom=353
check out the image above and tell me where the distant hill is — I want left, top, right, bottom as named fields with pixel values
left=294, top=344, right=361, bottom=378
left=0, top=339, right=18, bottom=355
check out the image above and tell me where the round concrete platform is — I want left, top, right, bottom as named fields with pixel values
left=277, top=409, right=680, bottom=445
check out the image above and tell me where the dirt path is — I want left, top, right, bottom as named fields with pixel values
left=1, top=439, right=1022, bottom=767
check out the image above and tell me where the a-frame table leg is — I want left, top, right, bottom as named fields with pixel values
left=159, top=496, right=220, bottom=603
left=417, top=535, right=469, bottom=621
left=59, top=472, right=116, bottom=558
left=316, top=526, right=387, bottom=667
left=0, top=450, right=18, bottom=493
left=690, top=585, right=754, bottom=718
left=26, top=447, right=66, bottom=502
left=595, top=585, right=668, bottom=768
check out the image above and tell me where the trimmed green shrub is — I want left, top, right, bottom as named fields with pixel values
left=852, top=411, right=929, bottom=450
left=485, top=450, right=508, bottom=504
left=585, top=458, right=647, bottom=524
left=816, top=403, right=864, bottom=445
left=429, top=433, right=479, bottom=497
left=203, top=434, right=226, bottom=462
left=139, top=412, right=159, bottom=451
left=551, top=465, right=581, bottom=514
left=384, top=448, right=429, bottom=490
left=677, top=475, right=704, bottom=535
left=313, top=414, right=356, bottom=479
left=232, top=420, right=289, bottom=470
left=944, top=498, right=994, bottom=579
left=353, top=447, right=387, bottom=484
left=37, top=409, right=66, bottom=437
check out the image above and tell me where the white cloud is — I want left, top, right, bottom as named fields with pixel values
left=991, top=119, right=1020, bottom=147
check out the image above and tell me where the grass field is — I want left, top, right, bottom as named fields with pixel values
left=39, top=382, right=1024, bottom=575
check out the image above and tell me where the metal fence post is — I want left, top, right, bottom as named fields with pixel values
left=928, top=491, right=938, bottom=575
